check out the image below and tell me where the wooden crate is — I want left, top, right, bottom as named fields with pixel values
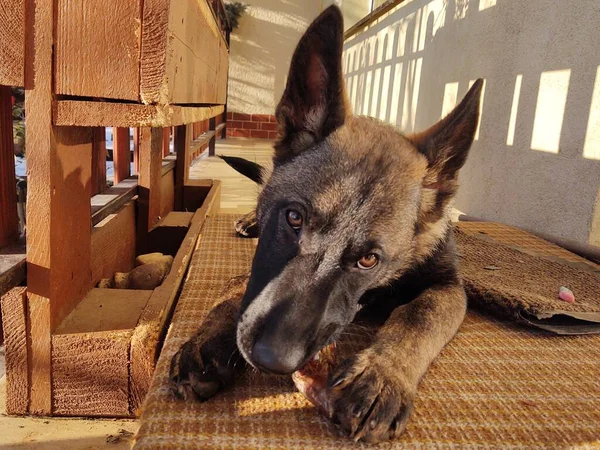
left=2, top=181, right=221, bottom=417
left=54, top=0, right=229, bottom=105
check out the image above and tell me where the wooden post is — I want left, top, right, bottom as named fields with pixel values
left=91, top=127, right=107, bottom=195
left=174, top=124, right=191, bottom=211
left=25, top=0, right=93, bottom=414
left=1, top=287, right=29, bottom=414
left=162, top=127, right=170, bottom=157
left=208, top=116, right=216, bottom=156
left=112, top=127, right=130, bottom=184
left=0, top=85, right=19, bottom=248
left=132, top=128, right=140, bottom=175
left=137, top=127, right=162, bottom=253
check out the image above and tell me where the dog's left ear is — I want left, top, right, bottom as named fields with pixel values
left=409, top=79, right=483, bottom=194
left=274, top=6, right=347, bottom=163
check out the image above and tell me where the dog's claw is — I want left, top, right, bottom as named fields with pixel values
left=234, top=211, right=259, bottom=238
left=328, top=351, right=415, bottom=443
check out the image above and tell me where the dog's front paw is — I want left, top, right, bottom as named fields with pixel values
left=234, top=211, right=259, bottom=238
left=328, top=350, right=414, bottom=443
left=169, top=332, right=238, bottom=402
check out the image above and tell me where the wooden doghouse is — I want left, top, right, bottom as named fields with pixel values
left=0, top=0, right=231, bottom=417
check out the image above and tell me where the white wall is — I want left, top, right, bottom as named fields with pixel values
left=226, top=0, right=322, bottom=115
left=343, top=0, right=600, bottom=246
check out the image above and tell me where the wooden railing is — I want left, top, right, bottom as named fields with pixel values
left=0, top=0, right=230, bottom=418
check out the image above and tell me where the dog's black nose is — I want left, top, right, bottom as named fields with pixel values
left=252, top=340, right=299, bottom=374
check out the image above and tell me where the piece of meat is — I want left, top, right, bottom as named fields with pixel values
left=292, top=343, right=337, bottom=418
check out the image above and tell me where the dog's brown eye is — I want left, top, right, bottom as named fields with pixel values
left=357, top=254, right=378, bottom=270
left=286, top=209, right=303, bottom=230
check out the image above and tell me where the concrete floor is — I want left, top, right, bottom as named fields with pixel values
left=0, top=138, right=274, bottom=450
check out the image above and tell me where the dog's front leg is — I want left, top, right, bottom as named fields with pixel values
left=170, top=275, right=249, bottom=401
left=329, top=284, right=467, bottom=443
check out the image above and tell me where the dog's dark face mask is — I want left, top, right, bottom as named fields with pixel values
left=236, top=6, right=482, bottom=374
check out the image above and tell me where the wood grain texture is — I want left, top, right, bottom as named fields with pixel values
left=138, top=128, right=163, bottom=232
left=55, top=0, right=141, bottom=100
left=112, top=127, right=131, bottom=184
left=140, top=0, right=228, bottom=105
left=24, top=0, right=55, bottom=414
left=52, top=330, right=132, bottom=417
left=129, top=181, right=220, bottom=413
left=51, top=126, right=93, bottom=330
left=91, top=202, right=136, bottom=285
left=1, top=286, right=29, bottom=414
left=0, top=0, right=24, bottom=85
left=54, top=101, right=224, bottom=128
left=0, top=86, right=18, bottom=248
left=160, top=170, right=175, bottom=218
left=91, top=127, right=107, bottom=195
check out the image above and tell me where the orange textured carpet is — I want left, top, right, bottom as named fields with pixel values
left=135, top=214, right=600, bottom=449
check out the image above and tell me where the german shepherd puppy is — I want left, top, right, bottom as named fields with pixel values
left=170, top=5, right=482, bottom=443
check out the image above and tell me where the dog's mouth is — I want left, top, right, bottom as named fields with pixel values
left=292, top=342, right=337, bottom=418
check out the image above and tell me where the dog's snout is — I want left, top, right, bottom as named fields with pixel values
left=251, top=336, right=303, bottom=374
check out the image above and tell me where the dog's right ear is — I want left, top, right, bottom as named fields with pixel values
left=274, top=6, right=347, bottom=164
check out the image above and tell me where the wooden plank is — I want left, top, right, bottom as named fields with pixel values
left=174, top=124, right=191, bottom=211
left=55, top=288, right=151, bottom=335
left=112, top=127, right=131, bottom=184
left=52, top=288, right=152, bottom=417
left=91, top=203, right=136, bottom=285
left=91, top=127, right=107, bottom=195
left=129, top=180, right=221, bottom=413
left=52, top=330, right=132, bottom=417
left=160, top=170, right=175, bottom=218
left=133, top=128, right=140, bottom=175
left=0, top=0, right=25, bottom=86
left=183, top=179, right=213, bottom=212
left=54, top=0, right=141, bottom=101
left=161, top=155, right=176, bottom=176
left=1, top=287, right=28, bottom=414
left=162, top=127, right=170, bottom=157
left=208, top=116, right=217, bottom=156
left=0, top=86, right=19, bottom=248
left=0, top=242, right=26, bottom=297
left=24, top=0, right=55, bottom=414
left=50, top=127, right=94, bottom=329
left=137, top=128, right=162, bottom=254
left=91, top=177, right=138, bottom=226
left=140, top=0, right=228, bottom=105
left=54, top=101, right=225, bottom=128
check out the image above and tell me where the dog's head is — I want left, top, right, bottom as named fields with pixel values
left=237, top=6, right=482, bottom=374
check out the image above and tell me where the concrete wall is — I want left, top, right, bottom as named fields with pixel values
left=322, top=0, right=371, bottom=31
left=343, top=0, right=600, bottom=246
left=226, top=0, right=322, bottom=115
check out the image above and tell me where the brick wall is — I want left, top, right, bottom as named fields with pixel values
left=226, top=112, right=278, bottom=139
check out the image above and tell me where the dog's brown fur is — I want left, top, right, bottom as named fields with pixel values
left=170, top=6, right=482, bottom=443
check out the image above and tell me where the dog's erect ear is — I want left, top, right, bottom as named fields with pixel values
left=274, top=6, right=347, bottom=163
left=409, top=79, right=483, bottom=193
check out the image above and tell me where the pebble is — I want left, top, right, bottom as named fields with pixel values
left=558, top=286, right=575, bottom=303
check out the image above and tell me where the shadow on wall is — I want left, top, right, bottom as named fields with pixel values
left=343, top=0, right=600, bottom=246
left=227, top=0, right=319, bottom=115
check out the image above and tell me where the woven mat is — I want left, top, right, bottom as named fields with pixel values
left=135, top=214, right=600, bottom=449
left=455, top=223, right=600, bottom=334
